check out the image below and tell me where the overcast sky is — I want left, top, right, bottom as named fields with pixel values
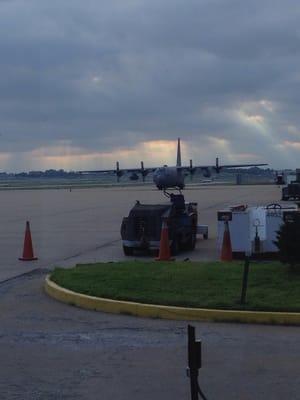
left=1, top=0, right=300, bottom=172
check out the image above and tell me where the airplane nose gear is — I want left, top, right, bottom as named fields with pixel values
left=163, top=187, right=183, bottom=198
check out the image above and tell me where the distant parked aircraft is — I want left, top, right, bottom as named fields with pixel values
left=80, top=138, right=268, bottom=191
left=275, top=171, right=285, bottom=185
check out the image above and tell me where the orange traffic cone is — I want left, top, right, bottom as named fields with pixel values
left=220, top=220, right=232, bottom=261
left=156, top=219, right=173, bottom=261
left=19, top=221, right=38, bottom=261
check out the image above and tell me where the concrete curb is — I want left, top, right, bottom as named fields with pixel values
left=45, top=276, right=300, bottom=325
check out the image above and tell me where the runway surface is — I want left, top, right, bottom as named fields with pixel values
left=0, top=184, right=282, bottom=282
left=0, top=184, right=299, bottom=399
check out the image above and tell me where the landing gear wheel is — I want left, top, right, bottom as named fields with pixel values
left=123, top=245, right=134, bottom=256
left=266, top=203, right=282, bottom=209
left=187, top=233, right=197, bottom=250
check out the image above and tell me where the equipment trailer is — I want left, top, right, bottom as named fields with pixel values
left=120, top=194, right=206, bottom=255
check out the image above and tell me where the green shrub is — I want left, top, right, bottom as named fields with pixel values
left=274, top=215, right=300, bottom=272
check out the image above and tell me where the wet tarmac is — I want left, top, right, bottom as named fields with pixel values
left=0, top=184, right=282, bottom=282
left=0, top=270, right=299, bottom=399
left=1, top=184, right=299, bottom=399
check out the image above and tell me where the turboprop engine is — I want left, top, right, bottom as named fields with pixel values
left=202, top=168, right=211, bottom=178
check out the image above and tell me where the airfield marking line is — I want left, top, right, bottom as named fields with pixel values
left=61, top=238, right=121, bottom=261
left=30, top=238, right=122, bottom=272
left=45, top=276, right=300, bottom=326
left=0, top=268, right=49, bottom=286
left=1, top=239, right=122, bottom=285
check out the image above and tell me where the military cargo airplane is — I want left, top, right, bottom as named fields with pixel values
left=80, top=138, right=267, bottom=191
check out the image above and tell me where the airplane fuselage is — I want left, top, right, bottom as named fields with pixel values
left=153, top=166, right=185, bottom=190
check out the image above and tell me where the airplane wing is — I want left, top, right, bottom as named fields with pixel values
left=77, top=138, right=268, bottom=179
left=78, top=169, right=115, bottom=174
left=178, top=158, right=268, bottom=174
left=78, top=162, right=158, bottom=182
left=78, top=166, right=157, bottom=174
left=213, top=163, right=268, bottom=169
left=79, top=160, right=268, bottom=177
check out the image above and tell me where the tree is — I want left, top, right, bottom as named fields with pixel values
left=274, top=214, right=300, bottom=271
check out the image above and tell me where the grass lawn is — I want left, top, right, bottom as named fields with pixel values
left=50, top=261, right=300, bottom=312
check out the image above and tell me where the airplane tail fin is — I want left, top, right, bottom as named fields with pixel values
left=176, top=138, right=182, bottom=167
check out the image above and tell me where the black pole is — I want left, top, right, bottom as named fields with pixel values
left=188, top=325, right=200, bottom=400
left=240, top=256, right=250, bottom=304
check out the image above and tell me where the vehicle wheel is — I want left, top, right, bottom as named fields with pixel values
left=187, top=233, right=197, bottom=250
left=171, top=237, right=179, bottom=256
left=123, top=245, right=134, bottom=256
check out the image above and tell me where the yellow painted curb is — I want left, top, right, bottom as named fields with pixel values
left=45, top=276, right=300, bottom=325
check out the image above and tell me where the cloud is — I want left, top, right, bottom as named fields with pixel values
left=1, top=0, right=300, bottom=170
left=7, top=139, right=181, bottom=171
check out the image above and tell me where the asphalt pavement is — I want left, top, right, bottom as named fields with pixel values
left=0, top=270, right=299, bottom=400
left=0, top=184, right=282, bottom=281
left=1, top=184, right=299, bottom=399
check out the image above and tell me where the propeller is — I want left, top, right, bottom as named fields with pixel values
left=213, top=157, right=222, bottom=173
left=188, top=159, right=196, bottom=181
left=202, top=167, right=211, bottom=178
left=115, top=161, right=124, bottom=182
left=129, top=172, right=139, bottom=181
left=140, top=161, right=149, bottom=182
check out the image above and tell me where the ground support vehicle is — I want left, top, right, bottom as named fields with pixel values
left=282, top=182, right=300, bottom=201
left=217, top=203, right=298, bottom=258
left=120, top=194, right=205, bottom=255
left=282, top=169, right=300, bottom=201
